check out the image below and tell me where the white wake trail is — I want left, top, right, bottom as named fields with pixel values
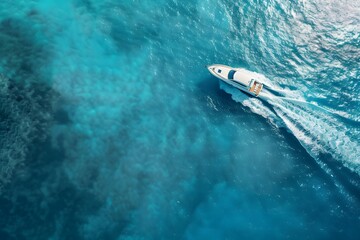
left=220, top=81, right=360, bottom=176
left=269, top=96, right=360, bottom=174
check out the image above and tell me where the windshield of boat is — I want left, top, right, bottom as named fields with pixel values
left=228, top=70, right=236, bottom=79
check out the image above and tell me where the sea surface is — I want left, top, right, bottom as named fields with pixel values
left=0, top=0, right=360, bottom=239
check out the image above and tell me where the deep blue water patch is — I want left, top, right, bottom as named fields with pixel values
left=0, top=16, right=57, bottom=189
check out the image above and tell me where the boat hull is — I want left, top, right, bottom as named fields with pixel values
left=207, top=64, right=268, bottom=99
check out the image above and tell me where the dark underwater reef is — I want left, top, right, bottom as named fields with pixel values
left=0, top=18, right=56, bottom=190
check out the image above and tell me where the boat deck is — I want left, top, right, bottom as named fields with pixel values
left=249, top=80, right=263, bottom=96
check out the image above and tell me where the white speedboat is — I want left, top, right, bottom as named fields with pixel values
left=207, top=64, right=272, bottom=100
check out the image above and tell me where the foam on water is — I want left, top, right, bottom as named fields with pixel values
left=221, top=77, right=360, bottom=201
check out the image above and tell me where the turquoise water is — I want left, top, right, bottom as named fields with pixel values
left=0, top=0, right=359, bottom=239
